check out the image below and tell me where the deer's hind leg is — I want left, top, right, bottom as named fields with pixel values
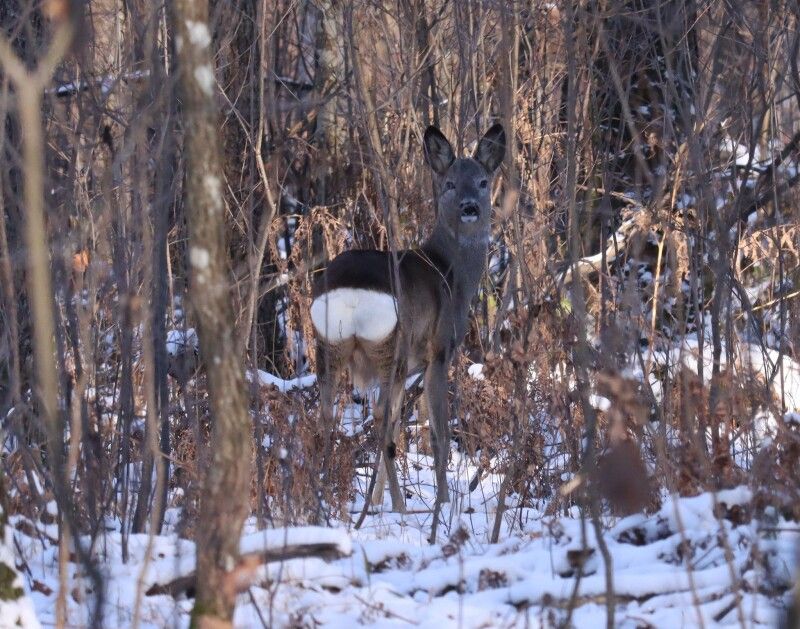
left=316, top=339, right=352, bottom=484
left=372, top=377, right=406, bottom=511
left=366, top=339, right=407, bottom=512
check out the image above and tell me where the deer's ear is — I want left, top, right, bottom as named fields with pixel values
left=424, top=126, right=455, bottom=176
left=474, top=123, right=506, bottom=174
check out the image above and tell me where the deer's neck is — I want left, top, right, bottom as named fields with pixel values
left=422, top=222, right=489, bottom=304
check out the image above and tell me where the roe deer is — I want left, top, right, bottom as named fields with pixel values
left=311, top=124, right=506, bottom=513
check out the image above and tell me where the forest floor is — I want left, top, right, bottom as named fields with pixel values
left=15, top=437, right=798, bottom=628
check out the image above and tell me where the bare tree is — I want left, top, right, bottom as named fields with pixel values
left=169, top=0, right=253, bottom=624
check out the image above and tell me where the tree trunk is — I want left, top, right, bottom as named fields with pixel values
left=312, top=0, right=347, bottom=204
left=168, top=1, right=253, bottom=625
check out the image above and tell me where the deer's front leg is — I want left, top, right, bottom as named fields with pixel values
left=424, top=353, right=450, bottom=504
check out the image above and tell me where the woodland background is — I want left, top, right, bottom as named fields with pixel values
left=0, top=0, right=799, bottom=626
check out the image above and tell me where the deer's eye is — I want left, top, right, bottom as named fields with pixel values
left=479, top=179, right=489, bottom=189
left=445, top=181, right=455, bottom=191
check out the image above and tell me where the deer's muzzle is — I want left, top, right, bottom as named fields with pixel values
left=460, top=202, right=480, bottom=223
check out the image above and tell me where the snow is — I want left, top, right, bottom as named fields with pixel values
left=193, top=65, right=215, bottom=96
left=16, top=465, right=796, bottom=628
left=254, top=368, right=316, bottom=392
left=11, top=291, right=800, bottom=628
left=239, top=526, right=352, bottom=556
left=645, top=335, right=800, bottom=412
left=184, top=20, right=211, bottom=49
left=589, top=394, right=611, bottom=411
left=188, top=246, right=209, bottom=270
left=0, top=507, right=39, bottom=629
left=203, top=174, right=222, bottom=207
left=720, top=139, right=764, bottom=167
left=130, top=527, right=352, bottom=596
left=166, top=328, right=198, bottom=356
left=468, top=363, right=485, bottom=380
left=50, top=70, right=150, bottom=97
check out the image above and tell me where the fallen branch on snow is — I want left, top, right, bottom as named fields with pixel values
left=145, top=527, right=351, bottom=598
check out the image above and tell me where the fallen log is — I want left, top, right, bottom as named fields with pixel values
left=146, top=527, right=351, bottom=598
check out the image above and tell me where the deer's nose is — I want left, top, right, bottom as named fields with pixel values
left=460, top=200, right=480, bottom=223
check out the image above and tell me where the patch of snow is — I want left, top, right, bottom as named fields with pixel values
left=589, top=394, right=611, bottom=412
left=0, top=504, right=39, bottom=628
left=188, top=246, right=209, bottom=270
left=253, top=369, right=316, bottom=392
left=193, top=65, right=215, bottom=96
left=467, top=363, right=485, bottom=380
left=185, top=20, right=211, bottom=49
left=720, top=138, right=764, bottom=167
left=203, top=174, right=222, bottom=206
left=240, top=526, right=351, bottom=556
left=166, top=328, right=198, bottom=356
left=652, top=336, right=800, bottom=412
left=18, top=462, right=798, bottom=629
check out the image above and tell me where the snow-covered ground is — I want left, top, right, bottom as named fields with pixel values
left=10, top=337, right=800, bottom=627
left=13, top=443, right=798, bottom=628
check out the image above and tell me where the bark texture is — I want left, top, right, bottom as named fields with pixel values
left=169, top=1, right=252, bottom=625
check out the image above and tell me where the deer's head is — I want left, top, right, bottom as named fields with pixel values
left=423, top=124, right=506, bottom=243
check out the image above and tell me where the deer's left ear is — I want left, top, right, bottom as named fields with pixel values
left=474, top=124, right=506, bottom=174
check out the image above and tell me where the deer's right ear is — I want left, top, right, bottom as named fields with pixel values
left=424, top=126, right=455, bottom=176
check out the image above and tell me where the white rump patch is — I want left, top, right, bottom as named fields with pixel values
left=311, top=289, right=397, bottom=343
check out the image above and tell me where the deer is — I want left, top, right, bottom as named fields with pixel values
left=311, top=124, right=506, bottom=516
